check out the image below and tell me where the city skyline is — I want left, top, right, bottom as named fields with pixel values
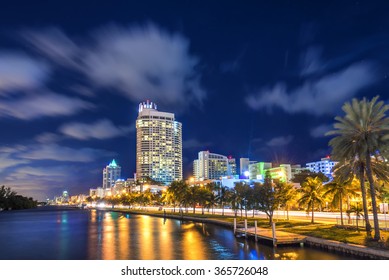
left=1, top=0, right=389, bottom=200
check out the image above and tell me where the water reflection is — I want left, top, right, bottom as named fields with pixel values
left=0, top=208, right=356, bottom=260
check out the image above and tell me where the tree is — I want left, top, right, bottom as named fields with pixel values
left=167, top=180, right=188, bottom=212
left=292, top=170, right=329, bottom=184
left=274, top=181, right=297, bottom=220
left=298, top=176, right=325, bottom=223
left=204, top=182, right=218, bottom=214
left=333, top=159, right=372, bottom=234
left=234, top=182, right=251, bottom=218
left=0, top=186, right=37, bottom=210
left=252, top=175, right=280, bottom=225
left=328, top=96, right=389, bottom=240
left=323, top=177, right=358, bottom=226
left=216, top=186, right=231, bottom=216
left=196, top=187, right=212, bottom=215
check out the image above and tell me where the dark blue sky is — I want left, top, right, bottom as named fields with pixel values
left=1, top=0, right=389, bottom=200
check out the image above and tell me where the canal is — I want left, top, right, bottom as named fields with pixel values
left=0, top=207, right=356, bottom=260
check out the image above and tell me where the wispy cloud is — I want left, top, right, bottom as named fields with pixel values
left=0, top=153, right=29, bottom=169
left=266, top=135, right=294, bottom=147
left=246, top=62, right=376, bottom=116
left=59, top=119, right=133, bottom=140
left=35, top=132, right=63, bottom=144
left=0, top=92, right=93, bottom=120
left=0, top=52, right=49, bottom=93
left=310, top=124, right=333, bottom=138
left=23, top=23, right=206, bottom=108
left=19, top=143, right=114, bottom=162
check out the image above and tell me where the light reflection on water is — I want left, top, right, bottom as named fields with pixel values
left=0, top=207, right=355, bottom=260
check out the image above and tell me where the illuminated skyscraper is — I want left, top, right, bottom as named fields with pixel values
left=103, top=159, right=121, bottom=189
left=193, top=151, right=235, bottom=180
left=136, top=101, right=182, bottom=185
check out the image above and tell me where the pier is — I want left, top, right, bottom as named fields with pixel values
left=233, top=219, right=306, bottom=246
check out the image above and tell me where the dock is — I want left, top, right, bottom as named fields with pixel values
left=233, top=219, right=306, bottom=246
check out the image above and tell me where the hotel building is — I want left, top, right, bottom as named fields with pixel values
left=193, top=151, right=236, bottom=180
left=306, top=157, right=338, bottom=180
left=136, top=101, right=182, bottom=185
left=102, top=159, right=121, bottom=189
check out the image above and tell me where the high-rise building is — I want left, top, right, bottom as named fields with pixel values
left=193, top=151, right=236, bottom=180
left=306, top=157, right=338, bottom=180
left=227, top=157, right=237, bottom=175
left=240, top=158, right=257, bottom=177
left=136, top=101, right=182, bottom=185
left=248, top=162, right=272, bottom=180
left=103, top=159, right=121, bottom=189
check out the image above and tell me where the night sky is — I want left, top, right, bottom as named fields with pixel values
left=1, top=0, right=389, bottom=200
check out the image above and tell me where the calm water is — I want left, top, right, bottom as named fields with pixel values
left=0, top=207, right=355, bottom=260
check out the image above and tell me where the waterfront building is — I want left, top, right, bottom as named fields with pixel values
left=103, top=159, right=121, bottom=189
left=248, top=162, right=272, bottom=180
left=240, top=158, right=257, bottom=177
left=112, top=178, right=136, bottom=195
left=193, top=151, right=233, bottom=180
left=291, top=164, right=310, bottom=180
left=265, top=164, right=291, bottom=182
left=227, top=157, right=237, bottom=175
left=136, top=101, right=182, bottom=185
left=306, top=157, right=338, bottom=180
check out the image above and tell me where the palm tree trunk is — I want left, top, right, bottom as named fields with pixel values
left=366, top=153, right=381, bottom=240
left=311, top=201, right=314, bottom=223
left=340, top=194, right=344, bottom=226
left=222, top=202, right=224, bottom=216
left=286, top=204, right=289, bottom=220
left=359, top=163, right=372, bottom=236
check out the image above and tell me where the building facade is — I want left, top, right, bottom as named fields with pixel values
left=136, top=101, right=182, bottom=185
left=193, top=151, right=237, bottom=180
left=103, top=159, right=121, bottom=189
left=306, top=157, right=338, bottom=180
left=228, top=157, right=237, bottom=176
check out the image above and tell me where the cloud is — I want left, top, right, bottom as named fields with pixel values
left=0, top=153, right=29, bottom=169
left=19, top=143, right=114, bottom=162
left=59, top=119, right=133, bottom=140
left=266, top=135, right=293, bottom=147
left=300, top=47, right=323, bottom=76
left=0, top=143, right=115, bottom=200
left=35, top=132, right=63, bottom=143
left=183, top=138, right=212, bottom=149
left=246, top=62, right=376, bottom=116
left=0, top=92, right=93, bottom=120
left=0, top=52, right=49, bottom=93
left=23, top=23, right=206, bottom=107
left=69, top=84, right=96, bottom=97
left=310, top=124, right=333, bottom=138
left=23, top=27, right=80, bottom=68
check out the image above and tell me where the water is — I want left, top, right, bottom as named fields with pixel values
left=0, top=207, right=355, bottom=260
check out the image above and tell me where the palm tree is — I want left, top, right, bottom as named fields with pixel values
left=205, top=182, right=218, bottom=214
left=323, top=177, right=358, bottom=226
left=347, top=202, right=364, bottom=231
left=216, top=186, right=230, bottom=216
left=234, top=182, right=251, bottom=218
left=327, top=96, right=389, bottom=240
left=298, top=176, right=325, bottom=223
left=274, top=181, right=297, bottom=220
left=333, top=159, right=372, bottom=234
left=197, top=187, right=212, bottom=215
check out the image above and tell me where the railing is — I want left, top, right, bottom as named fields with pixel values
left=336, top=216, right=389, bottom=230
